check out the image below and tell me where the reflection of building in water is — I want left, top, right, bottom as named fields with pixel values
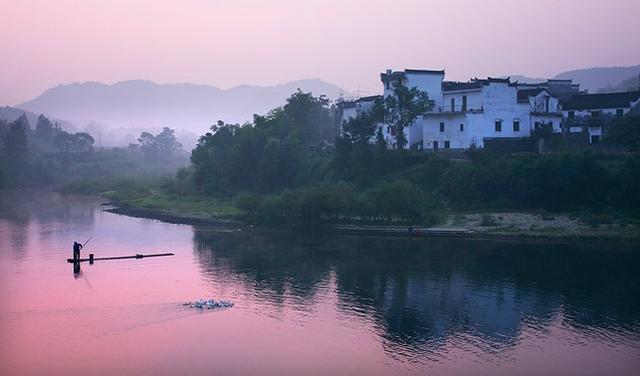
left=192, top=230, right=640, bottom=357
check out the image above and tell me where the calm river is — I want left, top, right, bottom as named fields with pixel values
left=1, top=192, right=639, bottom=375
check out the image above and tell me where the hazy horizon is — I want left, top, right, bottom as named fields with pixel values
left=1, top=0, right=639, bottom=105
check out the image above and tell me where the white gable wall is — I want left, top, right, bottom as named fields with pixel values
left=403, top=72, right=445, bottom=109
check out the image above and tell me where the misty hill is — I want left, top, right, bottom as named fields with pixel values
left=554, top=65, right=640, bottom=93
left=503, top=66, right=640, bottom=93
left=18, top=79, right=349, bottom=136
left=0, top=105, right=76, bottom=131
left=598, top=75, right=640, bottom=93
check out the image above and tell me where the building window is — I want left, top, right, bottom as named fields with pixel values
left=459, top=123, right=464, bottom=132
left=439, top=122, right=445, bottom=132
left=568, top=111, right=575, bottom=119
left=386, top=126, right=390, bottom=134
left=462, top=95, right=467, bottom=111
left=451, top=98, right=455, bottom=112
left=545, top=97, right=550, bottom=113
left=444, top=141, right=450, bottom=149
left=513, top=120, right=520, bottom=132
left=534, top=122, right=540, bottom=129
left=495, top=120, right=502, bottom=132
left=616, top=109, right=624, bottom=117
left=591, top=110, right=601, bottom=118
left=433, top=141, right=439, bottom=150
left=385, top=81, right=390, bottom=90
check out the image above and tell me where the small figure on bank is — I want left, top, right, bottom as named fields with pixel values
left=408, top=225, right=415, bottom=236
left=73, top=241, right=83, bottom=261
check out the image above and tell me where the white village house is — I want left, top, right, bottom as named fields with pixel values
left=561, top=91, right=640, bottom=143
left=336, top=68, right=640, bottom=150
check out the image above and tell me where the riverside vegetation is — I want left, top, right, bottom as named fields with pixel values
left=4, top=88, right=640, bottom=236
left=0, top=114, right=188, bottom=189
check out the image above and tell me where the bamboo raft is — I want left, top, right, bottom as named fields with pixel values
left=67, top=253, right=174, bottom=263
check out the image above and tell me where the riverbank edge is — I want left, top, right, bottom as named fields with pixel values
left=104, top=200, right=640, bottom=244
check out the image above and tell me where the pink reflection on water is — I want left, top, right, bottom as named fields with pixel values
left=1, top=195, right=640, bottom=375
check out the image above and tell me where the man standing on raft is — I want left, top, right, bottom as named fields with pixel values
left=73, top=241, right=83, bottom=261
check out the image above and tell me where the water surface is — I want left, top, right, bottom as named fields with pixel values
left=1, top=192, right=639, bottom=375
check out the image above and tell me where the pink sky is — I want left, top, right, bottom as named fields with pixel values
left=1, top=0, right=639, bottom=105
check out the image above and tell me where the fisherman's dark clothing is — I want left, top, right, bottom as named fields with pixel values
left=73, top=243, right=82, bottom=261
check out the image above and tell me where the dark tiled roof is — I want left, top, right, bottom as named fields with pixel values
left=405, top=69, right=445, bottom=75
left=474, top=77, right=512, bottom=85
left=380, top=71, right=405, bottom=81
left=517, top=88, right=551, bottom=103
left=337, top=95, right=382, bottom=109
left=337, top=100, right=356, bottom=109
left=381, top=69, right=445, bottom=81
left=356, top=95, right=382, bottom=102
left=515, top=82, right=547, bottom=88
left=562, top=91, right=640, bottom=110
left=442, top=81, right=483, bottom=92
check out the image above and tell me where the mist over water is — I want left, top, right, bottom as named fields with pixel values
left=1, top=193, right=639, bottom=375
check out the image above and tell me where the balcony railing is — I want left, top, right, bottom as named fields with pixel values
left=437, top=105, right=483, bottom=113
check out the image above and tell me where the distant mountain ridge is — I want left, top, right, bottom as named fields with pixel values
left=597, top=75, right=640, bottom=93
left=503, top=65, right=640, bottom=93
left=17, top=79, right=349, bottom=136
left=554, top=65, right=640, bottom=93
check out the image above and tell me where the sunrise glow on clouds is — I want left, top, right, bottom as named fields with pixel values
left=1, top=0, right=639, bottom=104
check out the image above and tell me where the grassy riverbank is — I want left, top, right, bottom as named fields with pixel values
left=85, top=179, right=640, bottom=241
left=105, top=190, right=241, bottom=224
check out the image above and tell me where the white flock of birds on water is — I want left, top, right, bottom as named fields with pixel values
left=183, top=299, right=235, bottom=310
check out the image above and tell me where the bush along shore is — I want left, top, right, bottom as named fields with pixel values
left=100, top=189, right=640, bottom=242
left=59, top=91, right=640, bottom=242
left=73, top=171, right=640, bottom=242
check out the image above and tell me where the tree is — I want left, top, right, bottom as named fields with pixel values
left=342, top=111, right=378, bottom=145
left=260, top=137, right=281, bottom=190
left=339, top=111, right=380, bottom=178
left=71, top=132, right=95, bottom=153
left=383, top=83, right=434, bottom=149
left=605, top=115, right=640, bottom=151
left=4, top=115, right=30, bottom=186
left=154, top=127, right=183, bottom=159
left=189, top=92, right=331, bottom=194
left=283, top=90, right=331, bottom=144
left=35, top=114, right=54, bottom=141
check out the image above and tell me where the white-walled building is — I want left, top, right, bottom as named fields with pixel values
left=422, top=78, right=562, bottom=150
left=337, top=69, right=564, bottom=150
left=563, top=91, right=640, bottom=118
left=560, top=91, right=640, bottom=143
left=336, top=68, right=638, bottom=150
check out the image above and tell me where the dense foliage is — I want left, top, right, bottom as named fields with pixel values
left=401, top=151, right=640, bottom=212
left=605, top=115, right=640, bottom=151
left=0, top=114, right=187, bottom=189
left=184, top=89, right=640, bottom=225
left=190, top=91, right=334, bottom=194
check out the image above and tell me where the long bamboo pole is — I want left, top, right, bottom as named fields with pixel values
left=67, top=253, right=174, bottom=263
